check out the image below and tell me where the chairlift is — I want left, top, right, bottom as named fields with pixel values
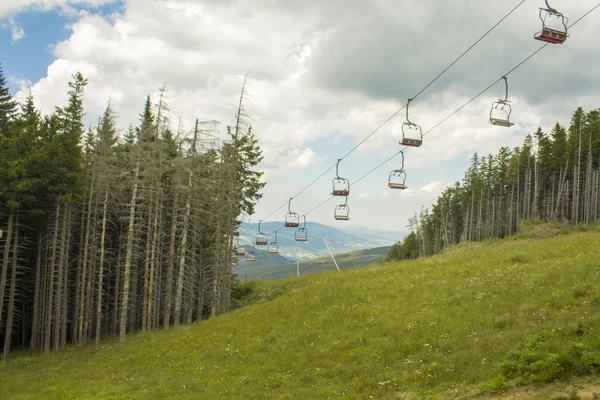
left=400, top=98, right=423, bottom=147
left=268, top=231, right=279, bottom=254
left=295, top=215, right=308, bottom=242
left=255, top=220, right=268, bottom=246
left=388, top=151, right=407, bottom=190
left=285, top=198, right=300, bottom=228
left=535, top=0, right=568, bottom=44
left=332, top=159, right=350, bottom=196
left=236, top=235, right=246, bottom=256
left=489, top=77, right=515, bottom=128
left=334, top=197, right=350, bottom=221
left=246, top=243, right=257, bottom=262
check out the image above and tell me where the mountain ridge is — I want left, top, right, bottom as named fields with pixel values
left=238, top=221, right=405, bottom=262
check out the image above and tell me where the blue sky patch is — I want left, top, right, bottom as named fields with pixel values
left=0, top=1, right=124, bottom=95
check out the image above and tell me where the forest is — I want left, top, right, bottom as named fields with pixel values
left=0, top=64, right=265, bottom=360
left=387, top=106, right=600, bottom=261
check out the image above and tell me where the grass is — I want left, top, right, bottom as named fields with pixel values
left=1, top=228, right=600, bottom=399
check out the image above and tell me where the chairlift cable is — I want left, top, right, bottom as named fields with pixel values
left=240, top=0, right=590, bottom=235
left=411, top=0, right=526, bottom=103
left=295, top=3, right=600, bottom=221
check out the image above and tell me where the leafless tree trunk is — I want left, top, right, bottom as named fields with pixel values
left=120, top=160, right=140, bottom=343
left=95, top=189, right=109, bottom=346
left=174, top=168, right=192, bottom=326
left=30, top=233, right=43, bottom=349
left=53, top=203, right=69, bottom=351
left=2, top=216, right=19, bottom=360
left=44, top=203, right=60, bottom=352
left=0, top=212, right=14, bottom=335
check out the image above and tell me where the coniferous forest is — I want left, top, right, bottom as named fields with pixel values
left=387, top=106, right=600, bottom=261
left=0, top=64, right=265, bottom=359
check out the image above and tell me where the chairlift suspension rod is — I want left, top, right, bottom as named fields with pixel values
left=406, top=98, right=414, bottom=124
left=502, top=76, right=509, bottom=102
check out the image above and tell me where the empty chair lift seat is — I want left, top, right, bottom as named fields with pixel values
left=490, top=118, right=514, bottom=127
left=401, top=137, right=422, bottom=147
left=332, top=188, right=350, bottom=196
left=388, top=182, right=406, bottom=190
left=536, top=28, right=567, bottom=44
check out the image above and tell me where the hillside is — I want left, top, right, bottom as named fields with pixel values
left=1, top=227, right=600, bottom=399
left=239, top=221, right=403, bottom=261
left=235, top=246, right=391, bottom=281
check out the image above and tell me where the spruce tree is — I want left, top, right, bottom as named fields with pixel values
left=0, top=64, right=17, bottom=137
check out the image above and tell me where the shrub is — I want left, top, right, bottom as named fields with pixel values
left=499, top=330, right=600, bottom=385
left=230, top=280, right=258, bottom=310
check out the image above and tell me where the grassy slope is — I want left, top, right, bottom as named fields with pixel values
left=1, top=228, right=600, bottom=399
left=235, top=246, right=391, bottom=281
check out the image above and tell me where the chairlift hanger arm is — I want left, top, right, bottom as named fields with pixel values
left=335, top=159, right=342, bottom=179
left=501, top=76, right=509, bottom=102
left=406, top=98, right=414, bottom=125
left=544, top=0, right=558, bottom=13
left=400, top=150, right=405, bottom=171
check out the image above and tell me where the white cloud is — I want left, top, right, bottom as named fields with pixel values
left=358, top=193, right=369, bottom=199
left=7, top=75, right=32, bottom=91
left=401, top=181, right=453, bottom=198
left=277, top=147, right=323, bottom=171
left=2, top=17, right=25, bottom=41
left=7, top=0, right=600, bottom=230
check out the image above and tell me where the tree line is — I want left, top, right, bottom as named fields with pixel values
left=0, top=64, right=265, bottom=360
left=388, top=106, right=600, bottom=261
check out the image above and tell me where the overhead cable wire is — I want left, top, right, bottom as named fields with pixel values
left=293, top=3, right=600, bottom=224
left=239, top=0, right=530, bottom=236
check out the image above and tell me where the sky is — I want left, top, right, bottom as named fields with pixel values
left=1, top=0, right=599, bottom=235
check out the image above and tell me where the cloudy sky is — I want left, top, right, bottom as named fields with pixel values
left=1, top=0, right=599, bottom=235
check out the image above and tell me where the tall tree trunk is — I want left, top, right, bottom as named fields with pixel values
left=77, top=186, right=95, bottom=344
left=44, top=203, right=61, bottom=352
left=147, top=195, right=160, bottom=331
left=30, top=233, right=43, bottom=349
left=95, top=189, right=109, bottom=347
left=174, top=169, right=192, bottom=326
left=574, top=123, right=582, bottom=224
left=2, top=217, right=19, bottom=361
left=0, top=212, right=14, bottom=336
left=112, top=231, right=122, bottom=337
left=141, top=200, right=154, bottom=332
left=60, top=209, right=71, bottom=350
left=72, top=192, right=87, bottom=342
left=163, top=190, right=179, bottom=329
left=120, top=160, right=140, bottom=343
left=53, top=203, right=69, bottom=351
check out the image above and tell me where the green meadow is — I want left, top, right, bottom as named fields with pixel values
left=1, top=226, right=600, bottom=399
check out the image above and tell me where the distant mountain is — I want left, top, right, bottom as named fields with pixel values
left=235, top=246, right=391, bottom=281
left=238, top=222, right=404, bottom=262
left=236, top=222, right=405, bottom=275
left=235, top=247, right=291, bottom=266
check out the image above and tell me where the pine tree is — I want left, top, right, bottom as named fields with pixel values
left=0, top=64, right=17, bottom=137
